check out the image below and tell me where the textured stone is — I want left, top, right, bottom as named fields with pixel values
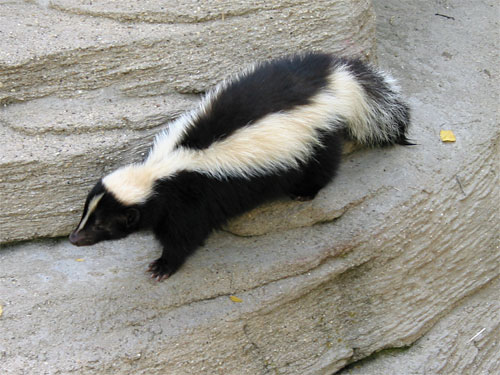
left=0, top=0, right=375, bottom=102
left=340, top=278, right=500, bottom=375
left=0, top=136, right=497, bottom=373
left=0, top=0, right=499, bottom=374
left=223, top=161, right=365, bottom=237
left=0, top=0, right=376, bottom=244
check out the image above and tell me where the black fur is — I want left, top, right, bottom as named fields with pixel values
left=144, top=129, right=343, bottom=277
left=177, top=53, right=334, bottom=149
left=343, top=58, right=412, bottom=146
left=69, top=182, right=141, bottom=247
left=70, top=52, right=411, bottom=281
left=70, top=131, right=343, bottom=280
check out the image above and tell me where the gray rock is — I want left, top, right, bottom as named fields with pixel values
left=0, top=0, right=376, bottom=243
left=339, top=278, right=500, bottom=375
left=224, top=141, right=371, bottom=237
left=0, top=0, right=375, bottom=102
left=0, top=0, right=499, bottom=374
left=0, top=136, right=497, bottom=374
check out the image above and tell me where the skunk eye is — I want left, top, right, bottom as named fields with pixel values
left=94, top=223, right=106, bottom=231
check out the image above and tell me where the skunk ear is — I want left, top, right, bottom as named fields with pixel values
left=125, top=208, right=140, bottom=228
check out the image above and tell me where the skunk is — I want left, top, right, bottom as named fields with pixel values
left=69, top=52, right=411, bottom=281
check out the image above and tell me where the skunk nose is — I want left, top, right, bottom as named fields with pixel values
left=69, top=230, right=81, bottom=246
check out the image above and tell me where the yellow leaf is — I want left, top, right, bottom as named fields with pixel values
left=0, top=305, right=3, bottom=317
left=440, top=130, right=456, bottom=142
left=229, top=295, right=243, bottom=303
left=76, top=258, right=85, bottom=262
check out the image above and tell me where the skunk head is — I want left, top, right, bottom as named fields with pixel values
left=69, top=180, right=141, bottom=247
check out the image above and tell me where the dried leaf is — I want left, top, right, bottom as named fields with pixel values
left=0, top=305, right=3, bottom=318
left=76, top=258, right=85, bottom=262
left=230, top=295, right=243, bottom=303
left=440, top=130, right=456, bottom=142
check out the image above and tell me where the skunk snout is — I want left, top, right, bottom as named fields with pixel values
left=69, top=230, right=93, bottom=246
left=69, top=230, right=81, bottom=246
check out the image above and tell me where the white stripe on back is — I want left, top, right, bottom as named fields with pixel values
left=103, top=66, right=373, bottom=205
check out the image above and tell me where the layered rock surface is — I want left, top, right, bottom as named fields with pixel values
left=0, top=0, right=498, bottom=374
left=340, top=277, right=500, bottom=375
left=0, top=0, right=375, bottom=243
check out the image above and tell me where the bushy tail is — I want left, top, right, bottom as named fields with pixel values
left=339, top=58, right=412, bottom=147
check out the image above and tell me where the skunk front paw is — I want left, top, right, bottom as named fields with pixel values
left=147, top=257, right=176, bottom=282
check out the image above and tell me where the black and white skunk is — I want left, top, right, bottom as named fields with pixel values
left=69, top=52, right=411, bottom=281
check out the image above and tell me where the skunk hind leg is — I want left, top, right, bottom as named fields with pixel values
left=289, top=131, right=343, bottom=201
left=289, top=180, right=325, bottom=201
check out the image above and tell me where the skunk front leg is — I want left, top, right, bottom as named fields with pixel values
left=148, top=218, right=210, bottom=281
left=148, top=251, right=185, bottom=281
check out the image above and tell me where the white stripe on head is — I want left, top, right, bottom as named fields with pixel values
left=77, top=193, right=104, bottom=232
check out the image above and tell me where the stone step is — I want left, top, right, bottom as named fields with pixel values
left=0, top=137, right=497, bottom=373
left=341, top=278, right=500, bottom=375
left=0, top=0, right=376, bottom=243
left=0, top=0, right=499, bottom=373
left=0, top=0, right=375, bottom=104
left=0, top=89, right=195, bottom=242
